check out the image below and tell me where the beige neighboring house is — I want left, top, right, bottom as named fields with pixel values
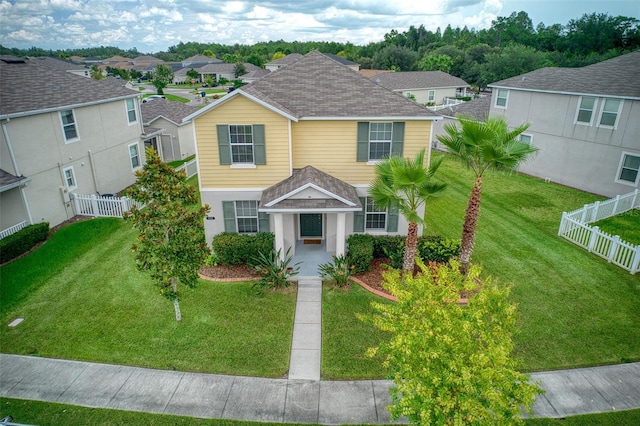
left=196, top=62, right=262, bottom=83
left=488, top=51, right=640, bottom=197
left=184, top=51, right=441, bottom=256
left=0, top=55, right=146, bottom=232
left=372, top=71, right=469, bottom=106
left=140, top=98, right=198, bottom=162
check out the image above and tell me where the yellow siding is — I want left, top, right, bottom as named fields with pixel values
left=292, top=120, right=433, bottom=184
left=195, top=96, right=291, bottom=188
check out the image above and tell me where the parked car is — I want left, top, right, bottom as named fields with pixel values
left=142, top=95, right=166, bottom=103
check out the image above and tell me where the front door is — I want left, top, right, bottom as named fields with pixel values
left=300, top=214, right=322, bottom=238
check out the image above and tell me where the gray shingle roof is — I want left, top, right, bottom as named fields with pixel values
left=29, top=56, right=87, bottom=72
left=372, top=71, right=469, bottom=91
left=0, top=57, right=139, bottom=118
left=266, top=53, right=303, bottom=67
left=141, top=98, right=198, bottom=126
left=242, top=51, right=438, bottom=119
left=489, top=50, right=640, bottom=99
left=440, top=96, right=491, bottom=121
left=0, top=169, right=30, bottom=192
left=260, top=165, right=361, bottom=211
left=197, top=62, right=261, bottom=74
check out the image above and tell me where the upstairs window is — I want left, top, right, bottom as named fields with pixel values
left=616, top=153, right=640, bottom=186
left=576, top=96, right=596, bottom=125
left=598, top=99, right=622, bottom=128
left=229, top=125, right=254, bottom=163
left=216, top=124, right=266, bottom=166
left=126, top=98, right=137, bottom=123
left=495, top=89, right=508, bottom=108
left=368, top=122, right=393, bottom=160
left=60, top=109, right=79, bottom=142
left=428, top=90, right=435, bottom=103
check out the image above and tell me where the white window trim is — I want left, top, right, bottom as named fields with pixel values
left=615, top=151, right=640, bottom=187
left=125, top=98, right=137, bottom=125
left=128, top=142, right=141, bottom=171
left=597, top=98, right=623, bottom=129
left=228, top=124, right=255, bottom=165
left=518, top=133, right=534, bottom=145
left=368, top=122, right=393, bottom=161
left=62, top=166, right=77, bottom=191
left=59, top=109, right=80, bottom=143
left=574, top=96, right=598, bottom=126
left=364, top=196, right=387, bottom=231
left=495, top=89, right=508, bottom=109
left=427, top=90, right=435, bottom=103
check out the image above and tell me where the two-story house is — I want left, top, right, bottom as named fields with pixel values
left=488, top=51, right=640, bottom=197
left=372, top=71, right=469, bottom=106
left=141, top=98, right=197, bottom=162
left=185, top=51, right=441, bottom=257
left=0, top=55, right=145, bottom=232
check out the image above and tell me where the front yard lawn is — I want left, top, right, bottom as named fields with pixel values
left=0, top=218, right=295, bottom=378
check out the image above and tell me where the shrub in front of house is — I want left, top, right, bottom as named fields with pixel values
left=212, top=232, right=274, bottom=266
left=418, top=235, right=460, bottom=263
left=0, top=222, right=50, bottom=263
left=346, top=234, right=374, bottom=273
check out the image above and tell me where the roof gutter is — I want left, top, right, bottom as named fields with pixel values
left=0, top=93, right=140, bottom=121
left=487, top=85, right=640, bottom=101
left=0, top=176, right=32, bottom=193
left=299, top=115, right=443, bottom=121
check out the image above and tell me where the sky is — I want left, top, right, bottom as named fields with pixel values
left=1, top=0, right=639, bottom=53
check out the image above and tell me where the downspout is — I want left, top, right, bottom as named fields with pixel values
left=288, top=119, right=293, bottom=176
left=3, top=119, right=33, bottom=224
left=87, top=150, right=100, bottom=194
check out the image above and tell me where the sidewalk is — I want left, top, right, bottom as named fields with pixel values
left=1, top=274, right=639, bottom=424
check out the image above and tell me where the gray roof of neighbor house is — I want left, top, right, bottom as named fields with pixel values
left=323, top=53, right=358, bottom=67
left=196, top=62, right=261, bottom=75
left=260, top=166, right=361, bottom=211
left=440, top=96, right=491, bottom=121
left=239, top=51, right=439, bottom=119
left=372, top=71, right=469, bottom=91
left=29, top=56, right=87, bottom=72
left=0, top=56, right=139, bottom=118
left=141, top=98, right=198, bottom=126
left=265, top=53, right=303, bottom=67
left=183, top=55, right=223, bottom=64
left=489, top=50, right=640, bottom=99
left=0, top=169, right=31, bottom=192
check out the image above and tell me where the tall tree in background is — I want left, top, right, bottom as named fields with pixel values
left=152, top=64, right=174, bottom=95
left=369, top=149, right=447, bottom=275
left=437, top=116, right=537, bottom=274
left=125, top=148, right=210, bottom=322
left=419, top=53, right=452, bottom=72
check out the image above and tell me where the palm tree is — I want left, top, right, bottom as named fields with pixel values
left=437, top=115, right=538, bottom=274
left=369, top=148, right=447, bottom=275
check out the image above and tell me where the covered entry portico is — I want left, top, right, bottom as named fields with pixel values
left=259, top=166, right=362, bottom=259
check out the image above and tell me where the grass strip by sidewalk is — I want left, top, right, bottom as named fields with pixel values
left=0, top=218, right=295, bottom=377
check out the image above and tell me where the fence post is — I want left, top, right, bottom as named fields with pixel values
left=631, top=245, right=640, bottom=275
left=607, top=235, right=620, bottom=263
left=558, top=212, right=566, bottom=236
left=633, top=189, right=640, bottom=209
left=91, top=195, right=99, bottom=217
left=613, top=195, right=620, bottom=216
left=72, top=193, right=79, bottom=216
left=587, top=226, right=599, bottom=252
left=591, top=201, right=601, bottom=223
left=580, top=206, right=587, bottom=223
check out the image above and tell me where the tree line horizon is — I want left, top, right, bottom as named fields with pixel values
left=1, top=11, right=638, bottom=88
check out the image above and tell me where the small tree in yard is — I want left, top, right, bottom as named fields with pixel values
left=366, top=260, right=542, bottom=425
left=152, top=64, right=174, bottom=95
left=125, top=148, right=210, bottom=322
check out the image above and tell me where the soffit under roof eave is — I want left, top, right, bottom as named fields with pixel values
left=258, top=207, right=361, bottom=213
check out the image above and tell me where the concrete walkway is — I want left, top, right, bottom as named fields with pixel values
left=289, top=277, right=322, bottom=381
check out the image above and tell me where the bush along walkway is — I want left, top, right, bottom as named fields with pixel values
left=2, top=273, right=640, bottom=424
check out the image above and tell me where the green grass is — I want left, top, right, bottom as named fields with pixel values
left=593, top=209, right=640, bottom=245
left=424, top=154, right=640, bottom=371
left=322, top=284, right=390, bottom=379
left=2, top=398, right=638, bottom=425
left=168, top=155, right=196, bottom=168
left=0, top=218, right=295, bottom=377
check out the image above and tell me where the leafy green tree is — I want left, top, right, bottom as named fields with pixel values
left=475, top=43, right=549, bottom=88
left=419, top=53, right=452, bottom=72
left=125, top=148, right=210, bottom=322
left=488, top=11, right=536, bottom=47
left=186, top=68, right=200, bottom=85
left=151, top=64, right=174, bottom=95
left=271, top=51, right=286, bottom=61
left=234, top=62, right=247, bottom=78
left=246, top=53, right=265, bottom=68
left=372, top=45, right=419, bottom=71
left=222, top=53, right=240, bottom=63
left=130, top=69, right=142, bottom=80
left=204, top=75, right=215, bottom=87
left=369, top=149, right=447, bottom=275
left=90, top=64, right=103, bottom=80
left=202, top=49, right=216, bottom=58
left=436, top=116, right=537, bottom=274
left=366, top=260, right=543, bottom=425
left=565, top=13, right=640, bottom=55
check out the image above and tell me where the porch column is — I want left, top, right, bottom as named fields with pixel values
left=274, top=213, right=285, bottom=260
left=336, top=212, right=346, bottom=257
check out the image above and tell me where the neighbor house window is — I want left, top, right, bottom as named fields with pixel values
left=518, top=134, right=533, bottom=145
left=235, top=200, right=259, bottom=233
left=495, top=89, right=508, bottom=108
left=368, top=122, right=393, bottom=160
left=229, top=125, right=254, bottom=163
left=365, top=197, right=387, bottom=230
left=60, top=109, right=79, bottom=142
left=126, top=98, right=137, bottom=123
left=576, top=96, right=597, bottom=125
left=598, top=99, right=622, bottom=128
left=616, top=153, right=640, bottom=185
left=129, top=142, right=141, bottom=170
left=63, top=166, right=77, bottom=191
left=428, top=90, right=435, bottom=103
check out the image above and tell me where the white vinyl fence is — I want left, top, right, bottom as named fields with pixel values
left=174, top=158, right=197, bottom=179
left=558, top=189, right=640, bottom=274
left=0, top=220, right=27, bottom=240
left=72, top=194, right=144, bottom=218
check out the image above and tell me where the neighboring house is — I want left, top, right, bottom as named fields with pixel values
left=140, top=98, right=198, bottom=162
left=488, top=51, right=640, bottom=197
left=0, top=56, right=146, bottom=232
left=195, top=62, right=261, bottom=83
left=431, top=96, right=492, bottom=150
left=265, top=53, right=303, bottom=71
left=181, top=55, right=223, bottom=67
left=184, top=51, right=441, bottom=257
left=240, top=69, right=271, bottom=84
left=30, top=56, right=91, bottom=78
left=372, top=71, right=470, bottom=106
